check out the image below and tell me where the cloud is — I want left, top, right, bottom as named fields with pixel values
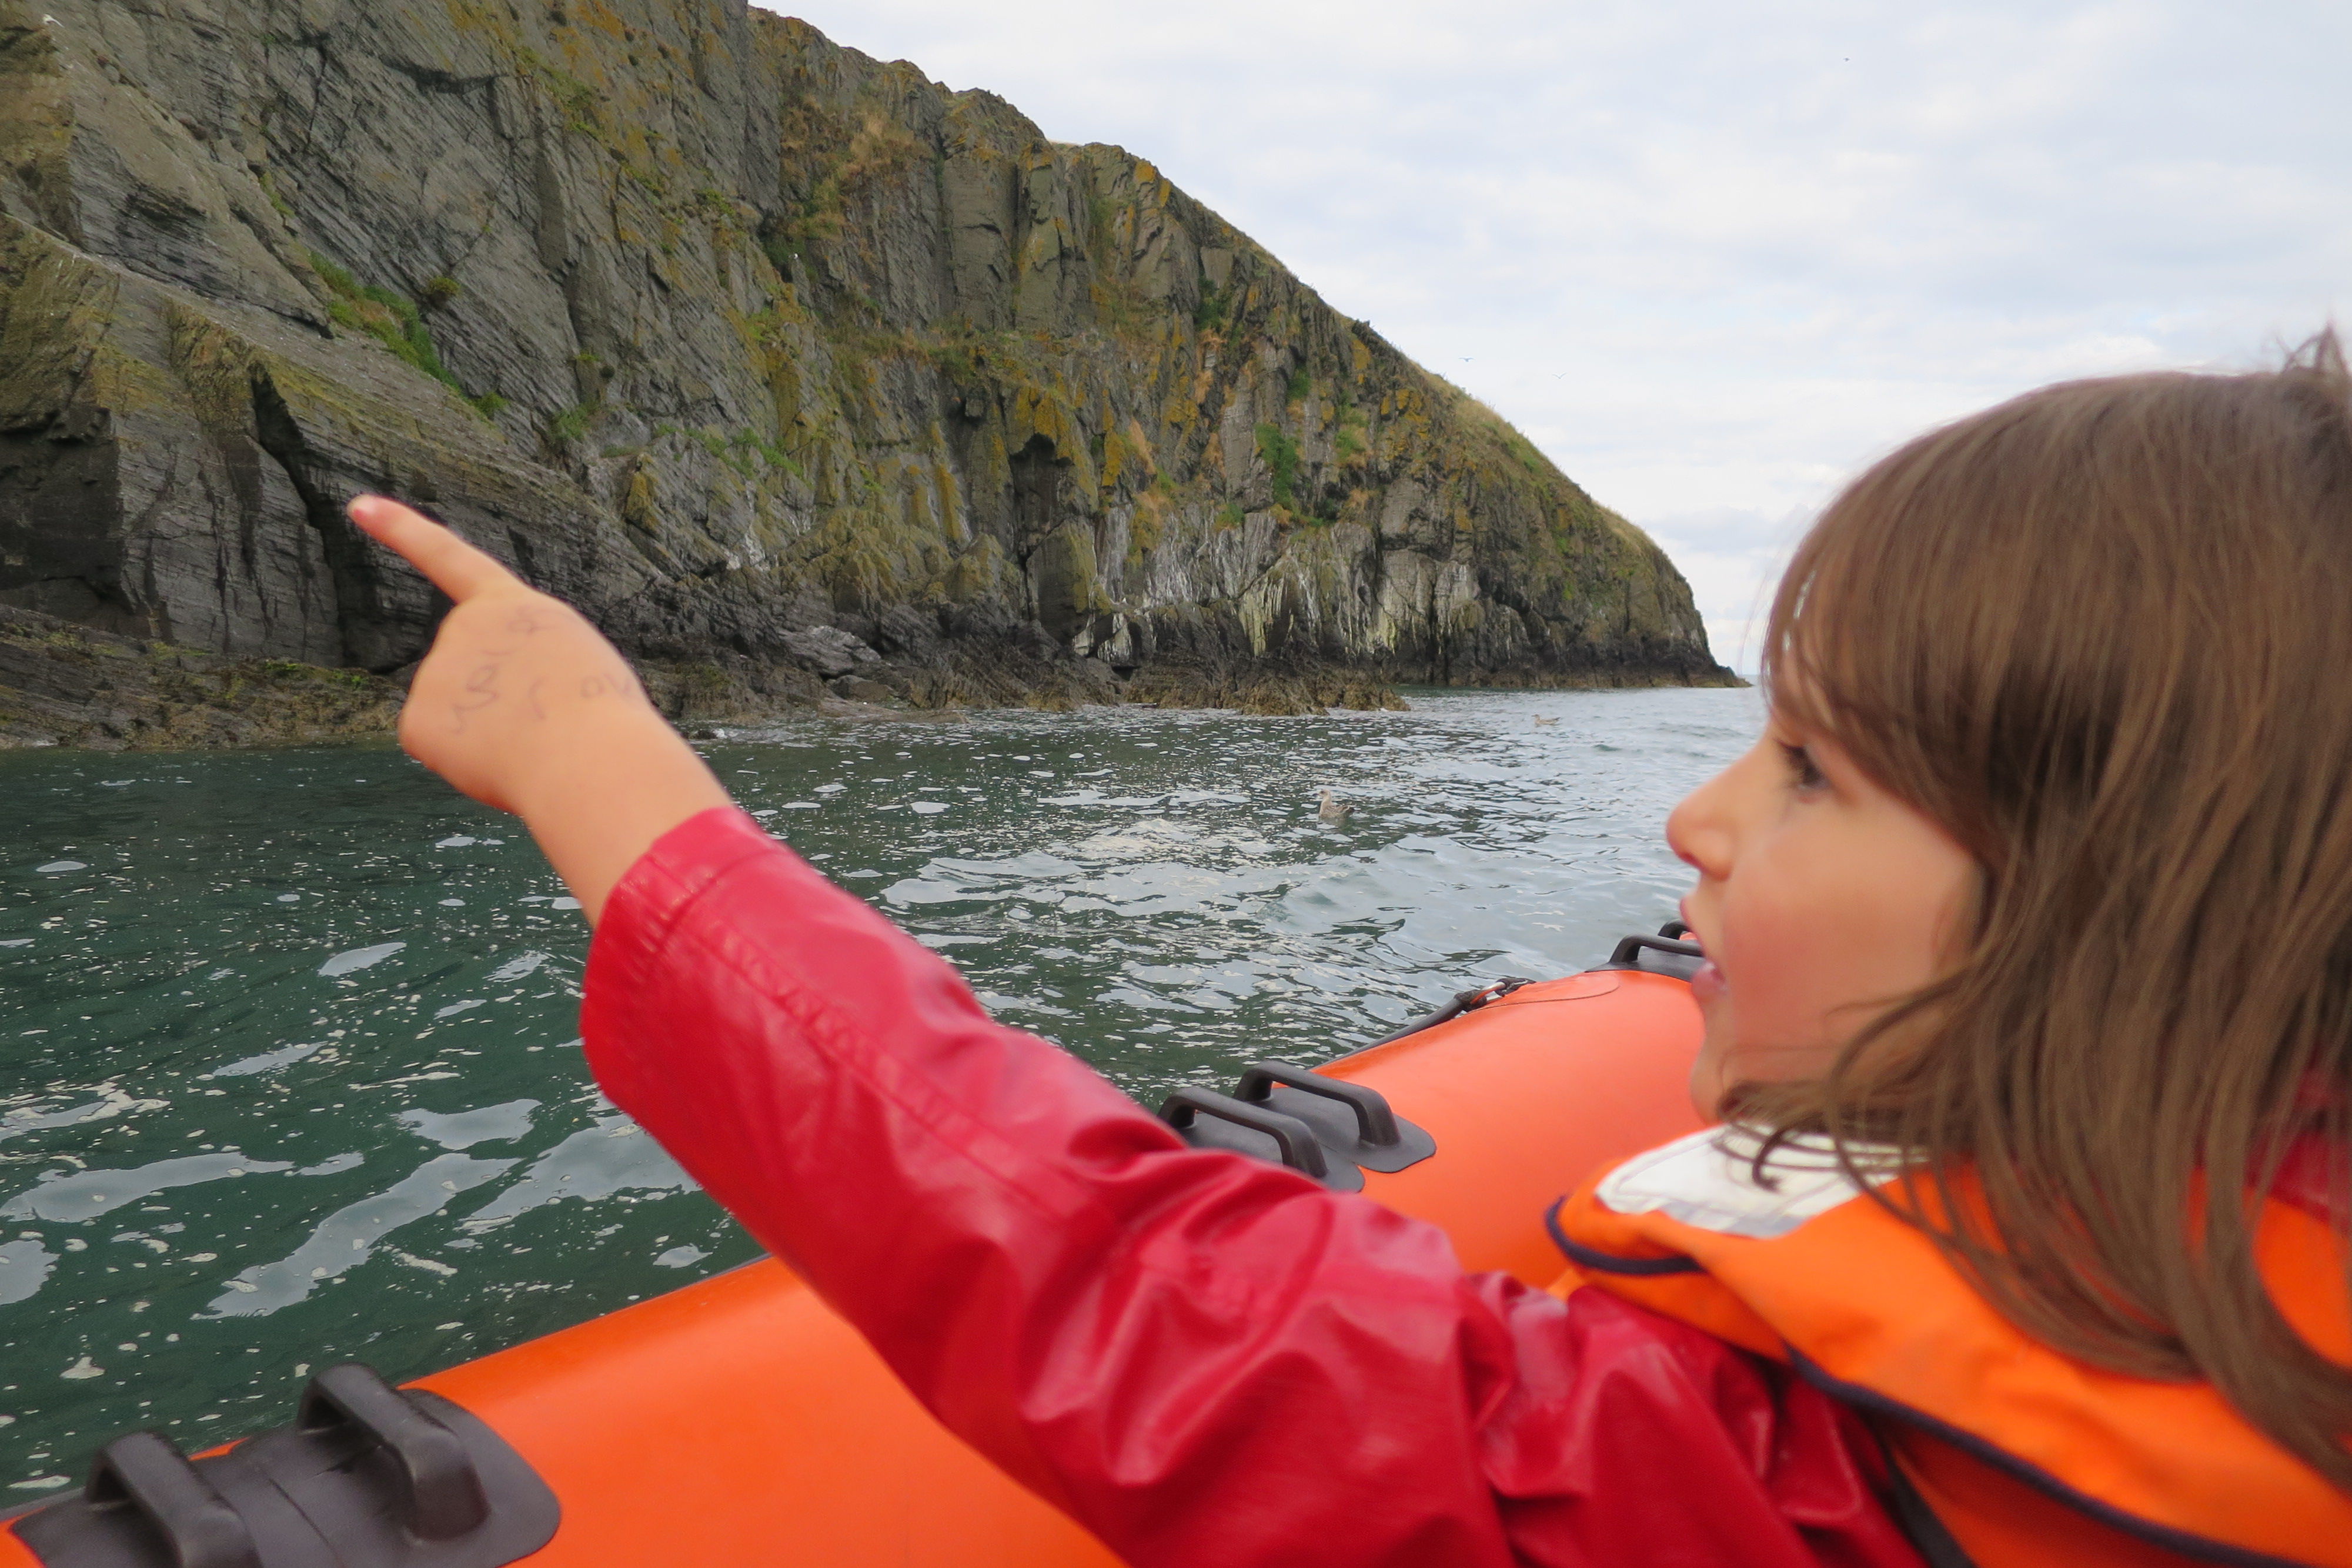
left=758, top=0, right=2352, bottom=671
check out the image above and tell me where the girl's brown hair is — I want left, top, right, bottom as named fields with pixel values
left=1745, top=331, right=2352, bottom=1486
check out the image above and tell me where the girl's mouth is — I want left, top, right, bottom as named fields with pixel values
left=1689, top=960, right=1725, bottom=1005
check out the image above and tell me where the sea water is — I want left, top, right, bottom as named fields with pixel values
left=0, top=686, right=1756, bottom=1489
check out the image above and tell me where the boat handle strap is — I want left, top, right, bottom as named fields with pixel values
left=81, top=1432, right=259, bottom=1568
left=299, top=1364, right=489, bottom=1540
left=1234, top=1061, right=1400, bottom=1147
left=1158, top=1089, right=1331, bottom=1179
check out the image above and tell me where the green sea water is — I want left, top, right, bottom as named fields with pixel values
left=0, top=687, right=1755, bottom=1490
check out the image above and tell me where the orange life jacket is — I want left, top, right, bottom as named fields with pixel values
left=1547, top=1128, right=2352, bottom=1568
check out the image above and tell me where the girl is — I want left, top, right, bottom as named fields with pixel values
left=348, top=334, right=2352, bottom=1567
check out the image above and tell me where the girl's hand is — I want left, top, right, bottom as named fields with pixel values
left=349, top=494, right=644, bottom=813
left=349, top=495, right=732, bottom=921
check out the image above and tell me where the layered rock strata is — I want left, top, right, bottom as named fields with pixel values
left=0, top=0, right=1731, bottom=746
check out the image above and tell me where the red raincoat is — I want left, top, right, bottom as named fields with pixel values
left=579, top=807, right=1930, bottom=1567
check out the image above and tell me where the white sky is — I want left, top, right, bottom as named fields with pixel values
left=756, top=2, right=2352, bottom=671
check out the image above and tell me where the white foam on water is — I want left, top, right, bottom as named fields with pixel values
left=319, top=942, right=405, bottom=977
left=0, top=1086, right=150, bottom=1142
left=486, top=951, right=547, bottom=983
left=0, top=1238, right=58, bottom=1305
left=387, top=1248, right=457, bottom=1277
left=206, top=1041, right=325, bottom=1078
left=2, top=1151, right=293, bottom=1223
left=200, top=1152, right=515, bottom=1318
left=399, top=1100, right=539, bottom=1151
left=457, top=1116, right=694, bottom=1231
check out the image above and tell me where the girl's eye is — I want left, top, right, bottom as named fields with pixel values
left=1779, top=741, right=1828, bottom=793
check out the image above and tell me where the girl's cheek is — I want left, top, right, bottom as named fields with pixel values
left=1713, top=857, right=1838, bottom=1055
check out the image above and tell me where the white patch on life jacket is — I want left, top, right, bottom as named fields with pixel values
left=1595, top=1126, right=1903, bottom=1239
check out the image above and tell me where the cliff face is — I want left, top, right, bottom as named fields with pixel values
left=0, top=0, right=1730, bottom=744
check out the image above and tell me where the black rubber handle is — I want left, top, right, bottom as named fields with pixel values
left=299, top=1365, right=489, bottom=1541
left=1608, top=932, right=1703, bottom=967
left=1158, top=1088, right=1330, bottom=1178
left=82, top=1432, right=260, bottom=1568
left=1234, top=1061, right=1400, bottom=1147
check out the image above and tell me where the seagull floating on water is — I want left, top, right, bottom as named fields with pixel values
left=1533, top=716, right=1560, bottom=727
left=1318, top=788, right=1352, bottom=823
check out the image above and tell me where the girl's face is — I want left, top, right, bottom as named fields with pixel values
left=1666, top=709, right=1979, bottom=1117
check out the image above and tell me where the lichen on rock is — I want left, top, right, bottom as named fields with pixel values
left=0, top=0, right=1732, bottom=748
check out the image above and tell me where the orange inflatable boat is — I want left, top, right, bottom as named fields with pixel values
left=1, top=933, right=1704, bottom=1568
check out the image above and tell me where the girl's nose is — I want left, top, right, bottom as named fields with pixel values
left=1666, top=766, right=1736, bottom=881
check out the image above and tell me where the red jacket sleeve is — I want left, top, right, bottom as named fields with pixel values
left=580, top=808, right=1925, bottom=1568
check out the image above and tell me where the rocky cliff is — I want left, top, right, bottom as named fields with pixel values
left=0, top=0, right=1730, bottom=746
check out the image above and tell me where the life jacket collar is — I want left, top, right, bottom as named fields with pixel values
left=1551, top=1128, right=2352, bottom=1568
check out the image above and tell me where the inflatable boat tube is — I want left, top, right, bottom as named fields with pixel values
left=4, top=950, right=1702, bottom=1568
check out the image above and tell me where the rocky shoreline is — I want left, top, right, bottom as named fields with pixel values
left=0, top=603, right=398, bottom=750
left=2, top=601, right=1746, bottom=751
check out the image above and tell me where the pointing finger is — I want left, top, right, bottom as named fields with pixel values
left=348, top=494, right=526, bottom=603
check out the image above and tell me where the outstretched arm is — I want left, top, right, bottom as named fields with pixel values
left=348, top=494, right=730, bottom=921
left=358, top=496, right=1917, bottom=1568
